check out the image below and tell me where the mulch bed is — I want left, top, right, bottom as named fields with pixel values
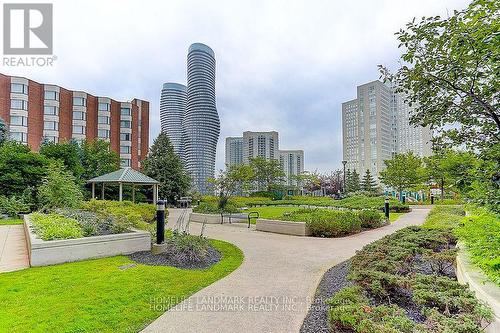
left=300, top=260, right=352, bottom=333
left=128, top=246, right=221, bottom=270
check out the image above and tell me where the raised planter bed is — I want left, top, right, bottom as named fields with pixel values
left=189, top=212, right=221, bottom=224
left=24, top=215, right=151, bottom=267
left=456, top=243, right=500, bottom=333
left=256, top=218, right=311, bottom=236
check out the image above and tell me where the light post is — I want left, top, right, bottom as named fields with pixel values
left=384, top=197, right=390, bottom=220
left=342, top=160, right=347, bottom=194
left=156, top=200, right=165, bottom=245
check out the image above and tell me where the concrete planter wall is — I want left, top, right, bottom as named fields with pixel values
left=456, top=243, right=500, bottom=333
left=24, top=215, right=151, bottom=267
left=256, top=219, right=311, bottom=236
left=189, top=212, right=221, bottom=224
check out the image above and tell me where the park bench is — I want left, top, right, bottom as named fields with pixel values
left=220, top=211, right=259, bottom=228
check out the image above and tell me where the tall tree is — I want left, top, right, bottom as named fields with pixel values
left=0, top=117, right=7, bottom=146
left=249, top=157, right=285, bottom=192
left=346, top=169, right=361, bottom=193
left=40, top=140, right=84, bottom=179
left=293, top=171, right=321, bottom=193
left=209, top=164, right=254, bottom=211
left=141, top=133, right=191, bottom=203
left=37, top=161, right=83, bottom=211
left=361, top=169, right=378, bottom=193
left=80, top=139, right=120, bottom=181
left=379, top=152, right=424, bottom=196
left=379, top=0, right=499, bottom=151
left=0, top=141, right=49, bottom=198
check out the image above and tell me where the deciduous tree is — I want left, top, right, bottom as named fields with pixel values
left=379, top=152, right=424, bottom=196
left=379, top=0, right=500, bottom=151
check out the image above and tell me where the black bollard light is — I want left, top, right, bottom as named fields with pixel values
left=156, top=200, right=165, bottom=244
left=384, top=197, right=390, bottom=220
left=402, top=194, right=406, bottom=204
left=431, top=194, right=434, bottom=205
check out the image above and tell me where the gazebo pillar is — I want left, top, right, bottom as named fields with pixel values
left=132, top=185, right=135, bottom=203
left=152, top=184, right=157, bottom=204
left=101, top=183, right=105, bottom=200
left=91, top=183, right=95, bottom=199
left=119, top=182, right=123, bottom=202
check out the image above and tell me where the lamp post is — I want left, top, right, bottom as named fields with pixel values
left=342, top=160, right=347, bottom=193
left=384, top=197, right=390, bottom=220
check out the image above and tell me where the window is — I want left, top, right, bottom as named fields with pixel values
left=44, top=121, right=58, bottom=131
left=73, top=97, right=86, bottom=106
left=44, top=136, right=58, bottom=143
left=120, top=159, right=131, bottom=167
left=98, top=116, right=110, bottom=125
left=72, top=125, right=85, bottom=134
left=98, top=129, right=110, bottom=139
left=11, top=83, right=28, bottom=94
left=44, top=91, right=58, bottom=101
left=10, top=132, right=27, bottom=143
left=44, top=106, right=58, bottom=115
left=120, top=108, right=131, bottom=116
left=73, top=111, right=86, bottom=120
left=120, top=120, right=131, bottom=128
left=98, top=103, right=109, bottom=111
left=120, top=145, right=131, bottom=154
left=11, top=99, right=28, bottom=110
left=120, top=133, right=131, bottom=141
left=10, top=115, right=28, bottom=126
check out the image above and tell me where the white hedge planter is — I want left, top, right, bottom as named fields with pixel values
left=256, top=219, right=311, bottom=236
left=189, top=213, right=221, bottom=224
left=456, top=243, right=500, bottom=333
left=24, top=215, right=151, bottom=267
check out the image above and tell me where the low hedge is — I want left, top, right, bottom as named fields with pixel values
left=281, top=209, right=362, bottom=237
left=328, top=226, right=492, bottom=332
left=422, top=206, right=465, bottom=230
left=81, top=200, right=157, bottom=233
left=456, top=206, right=500, bottom=285
left=30, top=212, right=83, bottom=241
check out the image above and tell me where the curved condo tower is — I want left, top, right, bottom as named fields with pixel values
left=182, top=43, right=220, bottom=194
left=160, top=83, right=187, bottom=155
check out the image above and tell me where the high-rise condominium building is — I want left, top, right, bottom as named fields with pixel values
left=242, top=131, right=279, bottom=164
left=182, top=43, right=220, bottom=194
left=279, top=150, right=304, bottom=186
left=342, top=80, right=431, bottom=179
left=160, top=83, right=186, bottom=155
left=225, top=137, right=243, bottom=166
left=0, top=73, right=149, bottom=169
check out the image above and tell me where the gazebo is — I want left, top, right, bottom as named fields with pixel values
left=87, top=168, right=160, bottom=203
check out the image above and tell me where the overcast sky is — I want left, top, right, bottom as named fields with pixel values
left=3, top=0, right=469, bottom=172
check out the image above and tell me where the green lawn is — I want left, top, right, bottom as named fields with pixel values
left=389, top=212, right=404, bottom=223
left=246, top=206, right=303, bottom=223
left=0, top=218, right=23, bottom=225
left=0, top=239, right=243, bottom=333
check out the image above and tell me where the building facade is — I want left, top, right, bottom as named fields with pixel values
left=342, top=80, right=431, bottom=179
left=182, top=43, right=220, bottom=194
left=242, top=131, right=279, bottom=164
left=160, top=83, right=186, bottom=156
left=0, top=73, right=149, bottom=169
left=279, top=150, right=304, bottom=186
left=225, top=136, right=243, bottom=167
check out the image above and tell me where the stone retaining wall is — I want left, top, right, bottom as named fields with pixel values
left=456, top=243, right=500, bottom=333
left=256, top=219, right=311, bottom=236
left=24, top=215, right=151, bottom=267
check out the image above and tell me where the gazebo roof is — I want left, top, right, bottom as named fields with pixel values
left=87, top=168, right=159, bottom=184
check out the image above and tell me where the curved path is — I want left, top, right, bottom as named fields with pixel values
left=143, top=207, right=430, bottom=333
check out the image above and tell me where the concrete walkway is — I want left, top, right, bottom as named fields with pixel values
left=0, top=225, right=29, bottom=273
left=143, top=207, right=430, bottom=333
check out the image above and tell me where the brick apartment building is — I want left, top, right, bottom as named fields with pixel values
left=0, top=73, right=149, bottom=169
